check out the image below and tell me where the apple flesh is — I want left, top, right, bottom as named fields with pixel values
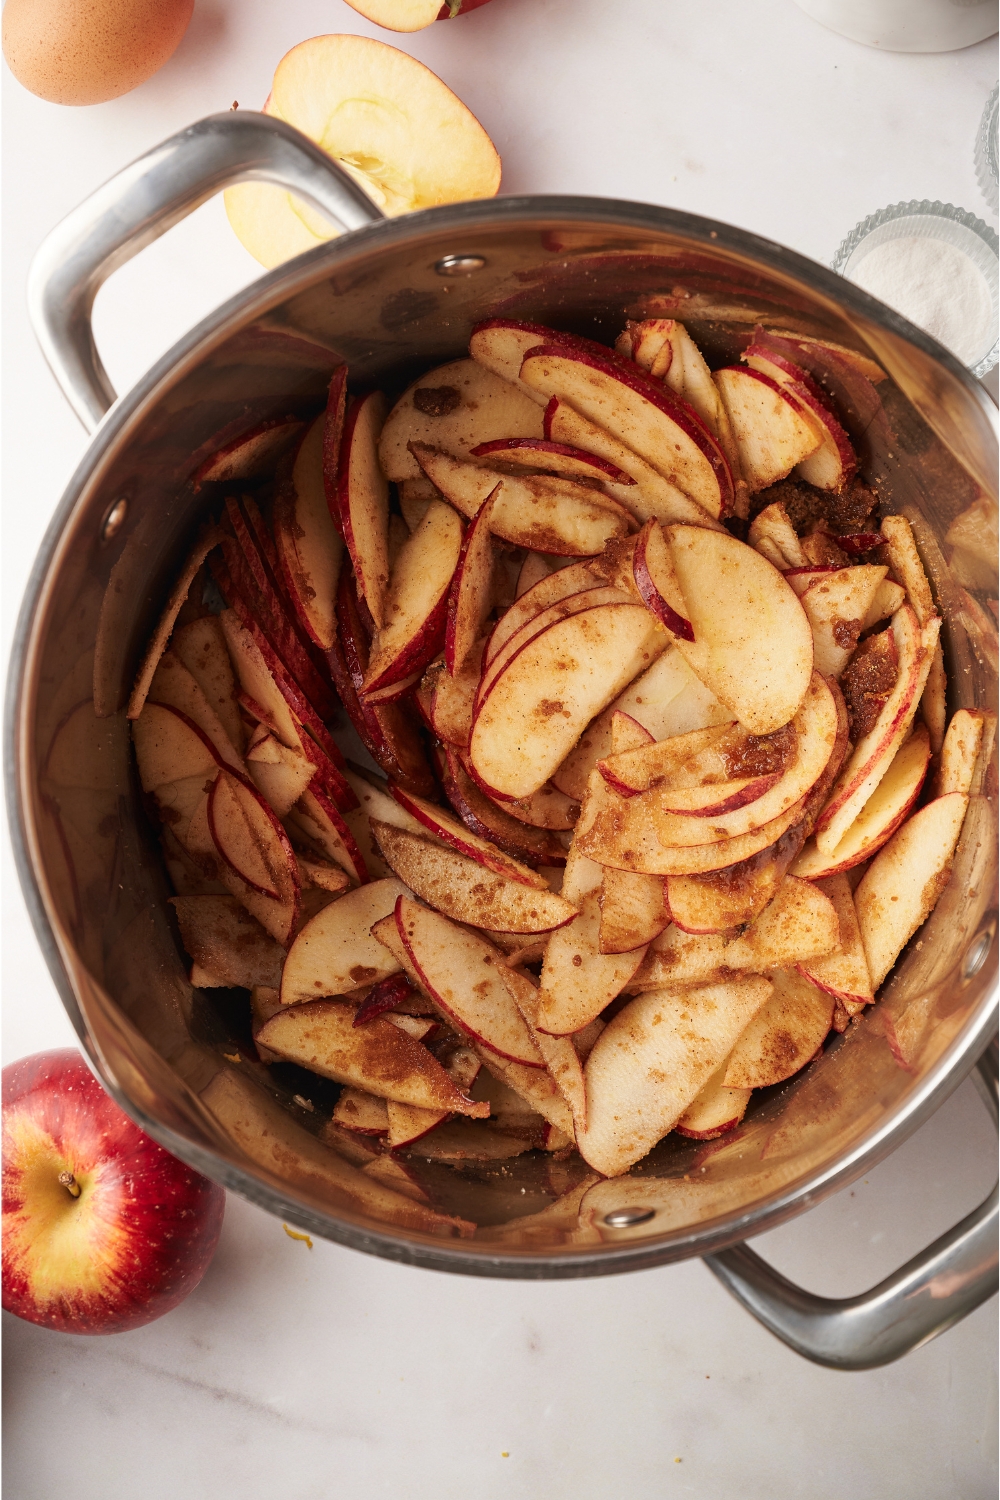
left=536, top=884, right=649, bottom=1036
left=797, top=873, right=873, bottom=1007
left=171, top=616, right=245, bottom=755
left=439, top=747, right=567, bottom=867
left=483, top=560, right=605, bottom=668
left=272, top=414, right=344, bottom=651
left=445, top=488, right=498, bottom=675
left=279, top=878, right=408, bottom=1005
left=342, top=0, right=495, bottom=31
left=674, top=1066, right=751, bottom=1140
left=748, top=501, right=807, bottom=570
left=470, top=437, right=636, bottom=489
left=2, top=1049, right=224, bottom=1334
left=798, top=565, right=888, bottom=677
left=712, top=366, right=820, bottom=491
left=362, top=498, right=463, bottom=695
left=337, top=391, right=391, bottom=631
left=379, top=359, right=544, bottom=481
left=723, top=969, right=833, bottom=1089
left=192, top=417, right=303, bottom=488
left=171, top=895, right=285, bottom=991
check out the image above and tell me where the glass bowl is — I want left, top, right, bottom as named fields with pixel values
left=975, top=83, right=999, bottom=216
left=832, top=199, right=999, bottom=378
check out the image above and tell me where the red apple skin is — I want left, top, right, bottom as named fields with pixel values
left=631, top=520, right=695, bottom=641
left=2, top=1051, right=224, bottom=1336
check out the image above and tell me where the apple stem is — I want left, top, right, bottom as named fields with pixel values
left=58, top=1171, right=82, bottom=1199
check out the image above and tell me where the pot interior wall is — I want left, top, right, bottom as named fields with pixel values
left=18, top=210, right=999, bottom=1266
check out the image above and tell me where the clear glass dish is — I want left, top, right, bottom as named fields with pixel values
left=832, top=199, right=999, bottom=379
left=975, top=83, right=999, bottom=216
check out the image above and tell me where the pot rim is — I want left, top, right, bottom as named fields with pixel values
left=7, top=193, right=998, bottom=1276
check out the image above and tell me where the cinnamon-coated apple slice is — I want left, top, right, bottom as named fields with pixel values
left=815, top=608, right=939, bottom=855
left=423, top=644, right=483, bottom=748
left=578, top=976, right=772, bottom=1176
left=445, top=487, right=498, bottom=675
left=279, top=878, right=408, bottom=1005
left=468, top=318, right=614, bottom=396
left=287, top=785, right=369, bottom=886
left=747, top=501, right=807, bottom=570
left=741, top=345, right=857, bottom=491
left=674, top=1065, right=751, bottom=1140
left=191, top=417, right=304, bottom=488
left=498, top=966, right=587, bottom=1133
left=371, top=821, right=576, bottom=933
left=297, top=855, right=351, bottom=895
left=439, top=748, right=567, bottom=868
left=765, top=329, right=886, bottom=385
left=797, top=873, right=873, bottom=1006
left=631, top=519, right=695, bottom=639
left=218, top=608, right=303, bottom=752
left=482, top=560, right=603, bottom=667
left=171, top=616, right=245, bottom=756
left=409, top=444, right=632, bottom=556
left=712, top=365, right=821, bottom=491
left=543, top=396, right=725, bottom=530
left=472, top=767, right=581, bottom=832
left=133, top=701, right=225, bottom=792
left=633, top=877, right=839, bottom=989
left=245, top=731, right=316, bottom=817
left=332, top=1088, right=389, bottom=1136
left=470, top=437, right=637, bottom=490
left=322, top=364, right=349, bottom=532
left=379, top=359, right=544, bottom=481
left=388, top=897, right=545, bottom=1067
left=935, top=710, right=987, bottom=798
left=879, top=515, right=936, bottom=627
left=207, top=769, right=299, bottom=904
left=256, top=999, right=489, bottom=1114
left=386, top=783, right=550, bottom=888
left=127, top=525, right=227, bottom=720
left=170, top=895, right=286, bottom=991
left=272, top=415, right=344, bottom=651
left=661, top=523, right=815, bottom=736
left=793, top=724, right=930, bottom=879
left=337, top=390, right=391, bottom=630
left=723, top=969, right=833, bottom=1089
left=592, top=715, right=670, bottom=955
left=148, top=654, right=244, bottom=771
left=664, top=812, right=808, bottom=934
left=362, top=499, right=463, bottom=694
left=469, top=601, right=665, bottom=801
left=520, top=345, right=734, bottom=518
left=798, top=565, right=888, bottom=677
left=854, top=791, right=969, bottom=989
left=184, top=791, right=297, bottom=944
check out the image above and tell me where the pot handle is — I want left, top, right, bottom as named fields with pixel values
left=27, top=112, right=386, bottom=433
left=703, top=1037, right=999, bottom=1369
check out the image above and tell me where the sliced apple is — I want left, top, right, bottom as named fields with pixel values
left=748, top=502, right=807, bottom=570
left=322, top=364, right=349, bottom=531
left=713, top=366, right=820, bottom=491
left=880, top=515, right=936, bottom=627
left=218, top=607, right=302, bottom=752
left=257, top=999, right=488, bottom=1114
left=471, top=437, right=637, bottom=490
left=390, top=896, right=545, bottom=1066
left=855, top=792, right=969, bottom=989
left=288, top=785, right=369, bottom=886
left=440, top=747, right=567, bottom=868
left=171, top=615, right=245, bottom=755
left=148, top=645, right=243, bottom=774
left=445, top=487, right=498, bottom=676
left=351, top=971, right=417, bottom=1026
left=920, top=641, right=947, bottom=754
left=468, top=318, right=614, bottom=396
left=245, top=731, right=316, bottom=817
left=386, top=783, right=549, bottom=888
left=423, top=643, right=483, bottom=748
left=663, top=524, right=814, bottom=735
left=272, top=415, right=344, bottom=650
left=764, top=329, right=887, bottom=385
left=498, top=966, right=587, bottom=1133
left=520, top=345, right=734, bottom=519
left=469, top=602, right=665, bottom=800
left=674, top=1066, right=751, bottom=1140
left=742, top=345, right=857, bottom=491
left=409, top=444, right=632, bottom=556
left=577, top=976, right=772, bottom=1176
left=170, top=895, right=285, bottom=990
left=631, top=519, right=695, bottom=640
left=372, top=821, right=576, bottom=933
left=279, top=878, right=407, bottom=1005
left=799, top=565, right=888, bottom=677
left=297, top=855, right=351, bottom=895
left=337, top=390, right=391, bottom=630
left=362, top=499, right=462, bottom=694
left=207, top=769, right=299, bottom=904
left=477, top=771, right=581, bottom=832
left=797, top=873, right=873, bottom=1006
left=543, top=396, right=726, bottom=530
left=333, top=1088, right=390, bottom=1137
left=664, top=812, right=809, bottom=934
left=536, top=887, right=649, bottom=1036
left=935, top=710, right=987, bottom=798
left=379, top=359, right=544, bottom=481
left=133, top=701, right=222, bottom=792
left=191, top=417, right=303, bottom=488
left=483, top=560, right=604, bottom=667
left=815, top=608, right=939, bottom=855
left=723, top=969, right=833, bottom=1089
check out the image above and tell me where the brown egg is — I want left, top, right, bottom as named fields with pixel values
left=3, top=0, right=194, bottom=106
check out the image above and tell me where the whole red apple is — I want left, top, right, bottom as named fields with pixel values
left=2, top=1049, right=225, bottom=1335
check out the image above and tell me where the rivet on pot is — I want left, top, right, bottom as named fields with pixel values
left=435, top=254, right=486, bottom=277
left=603, top=1207, right=656, bottom=1228
left=100, top=497, right=128, bottom=541
left=962, top=928, right=994, bottom=979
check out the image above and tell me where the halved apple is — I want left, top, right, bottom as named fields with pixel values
left=520, top=345, right=734, bottom=518
left=337, top=391, right=391, bottom=630
left=577, top=976, right=772, bottom=1176
left=170, top=895, right=285, bottom=991
left=379, top=359, right=544, bottom=481
left=272, top=415, right=344, bottom=651
left=343, top=0, right=495, bottom=32
left=854, top=792, right=969, bottom=989
left=224, top=36, right=501, bottom=269
left=797, top=873, right=873, bottom=1006
left=798, top=565, right=888, bottom=677
left=445, top=487, right=498, bottom=675
left=279, top=878, right=408, bottom=1005
left=713, top=366, right=820, bottom=491
left=674, top=1066, right=751, bottom=1140
left=469, top=601, right=665, bottom=800
left=372, top=821, right=575, bottom=933
left=362, top=498, right=463, bottom=694
left=723, top=969, right=833, bottom=1089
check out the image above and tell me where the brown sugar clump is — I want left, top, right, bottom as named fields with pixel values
left=841, top=628, right=898, bottom=740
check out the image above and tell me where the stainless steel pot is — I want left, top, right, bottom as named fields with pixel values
left=7, top=113, right=998, bottom=1369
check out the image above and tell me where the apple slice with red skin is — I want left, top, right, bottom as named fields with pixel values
left=880, top=515, right=936, bottom=627
left=578, top=976, right=772, bottom=1176
left=362, top=499, right=463, bottom=695
left=468, top=318, right=618, bottom=396
left=515, top=551, right=556, bottom=597
left=441, top=746, right=567, bottom=867
left=279, top=878, right=408, bottom=1005
left=498, top=965, right=587, bottom=1134
left=379, top=358, right=544, bottom=481
left=723, top=969, right=833, bottom=1089
left=469, top=601, right=666, bottom=801
left=171, top=616, right=245, bottom=755
left=470, top=437, right=637, bottom=490
left=664, top=812, right=809, bottom=934
left=854, top=791, right=969, bottom=989
left=748, top=501, right=807, bottom=570
left=794, top=727, right=929, bottom=879
left=659, top=524, right=815, bottom=737
left=741, top=345, right=857, bottom=491
left=245, top=731, right=316, bottom=817
left=469, top=763, right=581, bottom=831
left=133, top=700, right=225, bottom=792
left=631, top=519, right=695, bottom=640
left=599, top=866, right=669, bottom=954
left=596, top=719, right=741, bottom=798
left=543, top=396, right=725, bottom=530
left=935, top=710, right=987, bottom=798
left=483, top=560, right=603, bottom=668
left=797, top=873, right=873, bottom=1006
left=799, top=565, right=888, bottom=677
left=372, top=821, right=576, bottom=933
left=386, top=783, right=550, bottom=888
left=388, top=896, right=546, bottom=1067
left=1, top=1049, right=225, bottom=1334
left=445, top=487, right=498, bottom=675
left=423, top=643, right=483, bottom=748
left=256, top=999, right=489, bottom=1114
left=520, top=345, right=734, bottom=519
left=674, top=1066, right=751, bottom=1140
left=815, top=607, right=939, bottom=855
left=409, top=444, right=632, bottom=556
left=192, top=416, right=303, bottom=488
left=272, top=414, right=344, bottom=650
left=352, top=971, right=417, bottom=1026
left=170, top=895, right=285, bottom=991
left=288, top=785, right=369, bottom=886
left=321, top=365, right=349, bottom=536
left=332, top=1088, right=389, bottom=1136
left=297, top=856, right=350, bottom=895
left=337, top=391, right=391, bottom=629
left=712, top=366, right=820, bottom=491
left=764, top=329, right=886, bottom=385
left=783, top=565, right=841, bottom=597
left=536, top=850, right=648, bottom=1035
left=748, top=326, right=890, bottom=450
left=218, top=607, right=303, bottom=752
left=185, top=787, right=299, bottom=945
left=208, top=769, right=300, bottom=904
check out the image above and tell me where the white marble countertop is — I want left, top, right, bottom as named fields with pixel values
left=2, top=3, right=997, bottom=1496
